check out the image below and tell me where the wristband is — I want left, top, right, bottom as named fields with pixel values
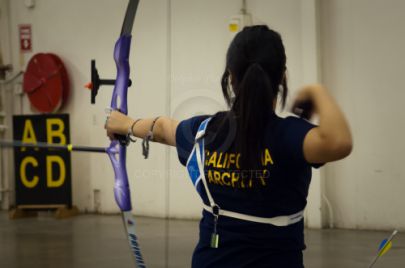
left=142, top=116, right=160, bottom=159
left=126, top=119, right=141, bottom=143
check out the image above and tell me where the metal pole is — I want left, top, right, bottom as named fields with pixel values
left=241, top=0, right=247, bottom=14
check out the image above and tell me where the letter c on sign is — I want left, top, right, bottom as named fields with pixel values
left=20, top=156, right=39, bottom=188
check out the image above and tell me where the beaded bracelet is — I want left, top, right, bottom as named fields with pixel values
left=126, top=119, right=141, bottom=143
left=142, top=116, right=160, bottom=159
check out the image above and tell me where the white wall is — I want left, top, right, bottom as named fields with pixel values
left=6, top=0, right=170, bottom=215
left=321, top=0, right=405, bottom=230
left=3, top=0, right=328, bottom=227
left=0, top=0, right=11, bottom=64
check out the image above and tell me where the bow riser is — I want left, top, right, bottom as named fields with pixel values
left=111, top=35, right=132, bottom=114
left=107, top=34, right=133, bottom=212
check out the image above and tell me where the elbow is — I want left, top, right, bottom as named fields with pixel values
left=154, top=116, right=176, bottom=146
left=331, top=137, right=353, bottom=160
left=338, top=140, right=353, bottom=159
left=306, top=128, right=353, bottom=163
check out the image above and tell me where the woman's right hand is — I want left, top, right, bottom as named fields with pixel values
left=291, top=84, right=324, bottom=119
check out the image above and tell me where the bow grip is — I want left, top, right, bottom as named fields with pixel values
left=114, top=108, right=130, bottom=146
left=107, top=141, right=132, bottom=211
left=115, top=134, right=129, bottom=146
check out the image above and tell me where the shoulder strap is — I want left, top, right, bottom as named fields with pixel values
left=184, top=117, right=216, bottom=206
left=195, top=117, right=212, bottom=141
left=185, top=117, right=212, bottom=188
left=193, top=117, right=217, bottom=207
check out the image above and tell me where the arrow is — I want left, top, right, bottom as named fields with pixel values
left=368, top=229, right=398, bottom=268
left=0, top=140, right=106, bottom=153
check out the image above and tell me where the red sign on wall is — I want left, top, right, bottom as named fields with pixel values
left=19, top=24, right=32, bottom=52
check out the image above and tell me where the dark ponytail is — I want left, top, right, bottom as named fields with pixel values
left=221, top=25, right=288, bottom=172
left=233, top=63, right=274, bottom=171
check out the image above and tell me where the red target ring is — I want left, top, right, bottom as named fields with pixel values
left=23, top=53, right=70, bottom=113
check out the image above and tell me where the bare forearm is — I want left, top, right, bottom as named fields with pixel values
left=106, top=111, right=179, bottom=147
left=131, top=117, right=179, bottom=146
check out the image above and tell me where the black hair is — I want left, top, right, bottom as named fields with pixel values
left=221, top=25, right=288, bottom=172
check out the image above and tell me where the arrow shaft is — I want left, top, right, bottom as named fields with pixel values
left=368, top=255, right=381, bottom=268
left=0, top=140, right=106, bottom=153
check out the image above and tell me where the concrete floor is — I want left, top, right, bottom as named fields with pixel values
left=0, top=212, right=403, bottom=268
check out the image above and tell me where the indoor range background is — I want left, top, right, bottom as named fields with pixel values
left=0, top=0, right=404, bottom=267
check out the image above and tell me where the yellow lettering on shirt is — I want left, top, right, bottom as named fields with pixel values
left=241, top=178, right=246, bottom=188
left=263, top=148, right=274, bottom=166
left=203, top=149, right=273, bottom=189
left=207, top=152, right=217, bottom=167
left=228, top=153, right=235, bottom=168
left=222, top=172, right=231, bottom=186
left=231, top=172, right=239, bottom=188
left=222, top=153, right=228, bottom=169
left=207, top=170, right=215, bottom=184
left=236, top=153, right=241, bottom=169
left=217, top=153, right=224, bottom=168
left=205, top=150, right=210, bottom=165
left=213, top=171, right=223, bottom=185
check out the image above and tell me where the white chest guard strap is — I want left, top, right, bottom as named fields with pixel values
left=186, top=117, right=304, bottom=226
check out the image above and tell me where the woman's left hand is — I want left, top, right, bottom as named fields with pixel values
left=105, top=110, right=134, bottom=140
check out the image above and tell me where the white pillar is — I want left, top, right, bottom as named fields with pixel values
left=300, top=0, right=325, bottom=229
left=0, top=0, right=13, bottom=210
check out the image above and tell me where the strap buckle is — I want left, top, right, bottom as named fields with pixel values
left=212, top=204, right=220, bottom=216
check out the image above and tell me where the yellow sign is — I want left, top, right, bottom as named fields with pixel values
left=13, top=114, right=72, bottom=207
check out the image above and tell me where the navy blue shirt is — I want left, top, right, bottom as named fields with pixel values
left=176, top=112, right=318, bottom=268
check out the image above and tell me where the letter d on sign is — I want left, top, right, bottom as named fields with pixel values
left=46, top=155, right=66, bottom=188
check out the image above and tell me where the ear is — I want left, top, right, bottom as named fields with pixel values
left=281, top=71, right=287, bottom=84
left=228, top=70, right=237, bottom=89
left=228, top=69, right=233, bottom=83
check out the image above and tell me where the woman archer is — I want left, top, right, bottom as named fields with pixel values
left=105, top=25, right=352, bottom=268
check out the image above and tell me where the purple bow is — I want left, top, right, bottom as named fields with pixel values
left=92, top=0, right=146, bottom=266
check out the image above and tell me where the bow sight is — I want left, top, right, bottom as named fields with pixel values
left=85, top=60, right=132, bottom=104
